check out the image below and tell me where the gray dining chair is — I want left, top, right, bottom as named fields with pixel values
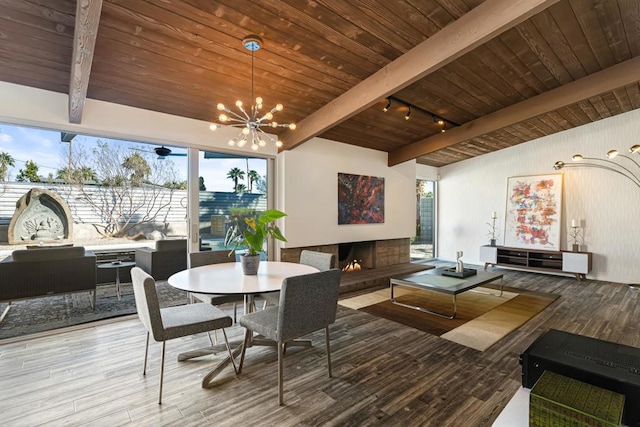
left=189, top=250, right=243, bottom=323
left=239, top=268, right=342, bottom=405
left=130, top=267, right=236, bottom=404
left=261, top=250, right=336, bottom=307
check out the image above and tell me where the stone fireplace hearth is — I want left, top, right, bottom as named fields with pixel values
left=281, top=238, right=425, bottom=293
left=281, top=238, right=410, bottom=270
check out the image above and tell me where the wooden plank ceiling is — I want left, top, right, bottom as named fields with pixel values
left=0, top=0, right=638, bottom=167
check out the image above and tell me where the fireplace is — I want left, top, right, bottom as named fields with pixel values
left=339, top=241, right=376, bottom=270
left=280, top=238, right=410, bottom=270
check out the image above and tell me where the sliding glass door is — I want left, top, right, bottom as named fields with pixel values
left=189, top=150, right=270, bottom=258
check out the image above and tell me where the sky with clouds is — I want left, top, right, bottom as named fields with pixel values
left=0, top=123, right=266, bottom=192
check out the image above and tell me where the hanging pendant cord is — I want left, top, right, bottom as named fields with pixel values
left=251, top=48, right=255, bottom=108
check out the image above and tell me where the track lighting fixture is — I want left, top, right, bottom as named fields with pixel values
left=381, top=95, right=458, bottom=132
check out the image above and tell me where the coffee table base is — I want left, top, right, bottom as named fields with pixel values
left=390, top=277, right=504, bottom=319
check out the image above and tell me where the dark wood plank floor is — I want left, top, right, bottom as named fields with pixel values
left=0, top=267, right=638, bottom=426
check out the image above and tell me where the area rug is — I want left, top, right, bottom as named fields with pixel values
left=339, top=285, right=558, bottom=351
left=0, top=281, right=189, bottom=340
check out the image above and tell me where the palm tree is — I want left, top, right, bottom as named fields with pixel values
left=122, top=152, right=151, bottom=186
left=0, top=151, right=15, bottom=181
left=226, top=167, right=245, bottom=192
left=247, top=170, right=260, bottom=193
left=235, top=183, right=247, bottom=193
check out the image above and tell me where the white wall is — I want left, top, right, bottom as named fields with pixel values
left=278, top=137, right=416, bottom=248
left=435, top=108, right=640, bottom=283
left=0, top=81, right=277, bottom=157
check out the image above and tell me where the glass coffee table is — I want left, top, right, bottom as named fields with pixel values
left=390, top=267, right=504, bottom=319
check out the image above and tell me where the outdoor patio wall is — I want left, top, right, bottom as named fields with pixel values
left=278, top=137, right=415, bottom=248
left=422, top=108, right=640, bottom=284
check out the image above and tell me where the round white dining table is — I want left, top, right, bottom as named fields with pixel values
left=167, top=260, right=320, bottom=388
left=167, top=261, right=319, bottom=296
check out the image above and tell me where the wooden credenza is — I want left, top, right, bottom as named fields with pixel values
left=479, top=245, right=592, bottom=280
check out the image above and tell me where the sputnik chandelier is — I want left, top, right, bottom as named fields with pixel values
left=209, top=35, right=295, bottom=150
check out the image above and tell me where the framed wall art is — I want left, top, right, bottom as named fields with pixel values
left=338, top=173, right=385, bottom=224
left=503, top=174, right=563, bottom=250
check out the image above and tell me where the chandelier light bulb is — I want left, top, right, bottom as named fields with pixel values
left=265, top=112, right=273, bottom=120
left=289, top=123, right=296, bottom=130
left=219, top=113, right=228, bottom=122
left=275, top=104, right=283, bottom=111
left=258, top=139, right=267, bottom=147
left=276, top=140, right=283, bottom=148
left=237, top=139, right=246, bottom=148
left=228, top=139, right=235, bottom=146
left=217, top=103, right=225, bottom=110
left=235, top=100, right=243, bottom=108
left=209, top=123, right=218, bottom=131
left=271, top=122, right=278, bottom=127
left=242, top=127, right=250, bottom=135
left=572, top=154, right=584, bottom=161
left=256, top=97, right=263, bottom=105
left=251, top=144, right=259, bottom=151
left=606, top=149, right=619, bottom=159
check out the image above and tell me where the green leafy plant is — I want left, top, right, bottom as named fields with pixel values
left=225, top=209, right=287, bottom=256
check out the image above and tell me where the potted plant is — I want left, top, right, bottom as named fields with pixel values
left=224, top=209, right=287, bottom=275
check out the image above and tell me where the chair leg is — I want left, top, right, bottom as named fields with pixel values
left=221, top=328, right=237, bottom=375
left=158, top=341, right=166, bottom=404
left=232, top=302, right=237, bottom=323
left=278, top=341, right=284, bottom=406
left=143, top=332, right=150, bottom=375
left=325, top=326, right=332, bottom=378
left=238, top=327, right=251, bottom=375
left=207, top=332, right=214, bottom=346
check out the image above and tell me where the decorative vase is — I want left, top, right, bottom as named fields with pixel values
left=490, top=239, right=496, bottom=247
left=241, top=254, right=261, bottom=275
left=572, top=244, right=579, bottom=252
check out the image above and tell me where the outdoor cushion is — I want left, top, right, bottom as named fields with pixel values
left=11, top=246, right=85, bottom=262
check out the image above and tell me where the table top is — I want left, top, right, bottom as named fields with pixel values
left=390, top=266, right=503, bottom=295
left=97, top=261, right=136, bottom=269
left=167, top=261, right=319, bottom=295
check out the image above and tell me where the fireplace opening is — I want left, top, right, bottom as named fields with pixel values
left=338, top=241, right=376, bottom=271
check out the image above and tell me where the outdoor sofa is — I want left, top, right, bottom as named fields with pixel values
left=135, top=238, right=188, bottom=280
left=0, top=246, right=98, bottom=310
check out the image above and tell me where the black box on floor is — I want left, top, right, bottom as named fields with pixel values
left=520, top=329, right=640, bottom=427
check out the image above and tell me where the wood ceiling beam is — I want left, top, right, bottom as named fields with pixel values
left=278, top=0, right=560, bottom=151
left=68, top=0, right=103, bottom=124
left=388, top=56, right=640, bottom=166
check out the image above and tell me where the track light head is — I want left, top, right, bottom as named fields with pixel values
left=383, top=98, right=391, bottom=112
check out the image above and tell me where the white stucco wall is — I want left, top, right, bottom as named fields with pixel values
left=434, top=108, right=640, bottom=283
left=0, top=81, right=277, bottom=157
left=278, top=137, right=416, bottom=248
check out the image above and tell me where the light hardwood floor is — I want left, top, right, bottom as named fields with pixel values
left=0, top=268, right=638, bottom=426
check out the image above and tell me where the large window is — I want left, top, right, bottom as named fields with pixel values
left=411, top=179, right=436, bottom=262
